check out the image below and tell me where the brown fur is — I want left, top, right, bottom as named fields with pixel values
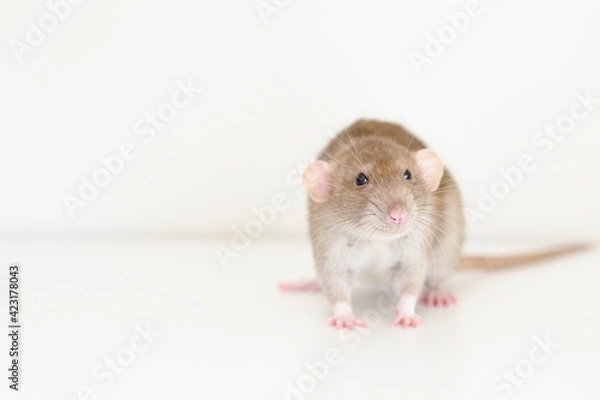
left=309, top=119, right=464, bottom=271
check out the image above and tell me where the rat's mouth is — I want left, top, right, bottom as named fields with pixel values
left=371, top=215, right=413, bottom=239
left=360, top=202, right=414, bottom=239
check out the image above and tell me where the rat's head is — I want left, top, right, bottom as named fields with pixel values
left=302, top=137, right=444, bottom=240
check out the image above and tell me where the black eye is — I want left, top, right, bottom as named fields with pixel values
left=356, top=173, right=369, bottom=186
left=403, top=169, right=412, bottom=180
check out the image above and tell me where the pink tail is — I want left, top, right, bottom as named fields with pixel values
left=278, top=279, right=321, bottom=292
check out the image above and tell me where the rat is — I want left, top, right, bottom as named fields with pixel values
left=280, top=119, right=586, bottom=330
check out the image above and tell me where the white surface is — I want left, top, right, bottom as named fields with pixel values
left=1, top=0, right=600, bottom=237
left=1, top=237, right=598, bottom=399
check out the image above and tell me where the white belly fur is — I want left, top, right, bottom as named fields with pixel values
left=346, top=240, right=400, bottom=278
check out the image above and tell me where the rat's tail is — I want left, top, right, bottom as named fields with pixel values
left=460, top=243, right=591, bottom=269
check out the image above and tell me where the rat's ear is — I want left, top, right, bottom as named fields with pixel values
left=414, top=149, right=444, bottom=191
left=302, top=160, right=334, bottom=203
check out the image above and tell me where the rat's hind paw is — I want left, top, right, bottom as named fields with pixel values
left=278, top=279, right=321, bottom=292
left=328, top=316, right=368, bottom=330
left=419, top=291, right=458, bottom=307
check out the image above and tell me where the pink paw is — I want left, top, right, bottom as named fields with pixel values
left=279, top=280, right=321, bottom=292
left=390, top=313, right=422, bottom=328
left=419, top=291, right=458, bottom=307
left=328, top=316, right=368, bottom=330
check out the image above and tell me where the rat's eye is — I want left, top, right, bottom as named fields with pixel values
left=356, top=173, right=369, bottom=186
left=403, top=169, right=412, bottom=181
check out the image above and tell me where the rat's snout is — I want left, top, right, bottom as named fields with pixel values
left=388, top=203, right=408, bottom=225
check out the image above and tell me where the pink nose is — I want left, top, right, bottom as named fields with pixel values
left=389, top=206, right=408, bottom=225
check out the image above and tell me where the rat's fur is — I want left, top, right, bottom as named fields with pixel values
left=304, top=119, right=464, bottom=328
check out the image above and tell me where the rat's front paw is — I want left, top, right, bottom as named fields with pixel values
left=390, top=313, right=422, bottom=328
left=328, top=316, right=368, bottom=330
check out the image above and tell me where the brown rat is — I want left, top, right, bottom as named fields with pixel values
left=281, top=119, right=587, bottom=329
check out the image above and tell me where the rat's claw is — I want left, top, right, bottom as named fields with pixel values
left=390, top=313, right=422, bottom=328
left=328, top=316, right=368, bottom=330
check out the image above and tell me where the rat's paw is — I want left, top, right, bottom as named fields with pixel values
left=328, top=316, right=368, bottom=330
left=390, top=313, right=422, bottom=328
left=419, top=291, right=458, bottom=307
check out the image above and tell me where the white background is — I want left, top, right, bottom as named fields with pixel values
left=0, top=0, right=599, bottom=239
left=1, top=2, right=600, bottom=400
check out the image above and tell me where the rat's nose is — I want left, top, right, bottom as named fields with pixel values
left=388, top=205, right=408, bottom=225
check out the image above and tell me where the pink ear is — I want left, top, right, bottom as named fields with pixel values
left=414, top=149, right=444, bottom=191
left=302, top=160, right=334, bottom=203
